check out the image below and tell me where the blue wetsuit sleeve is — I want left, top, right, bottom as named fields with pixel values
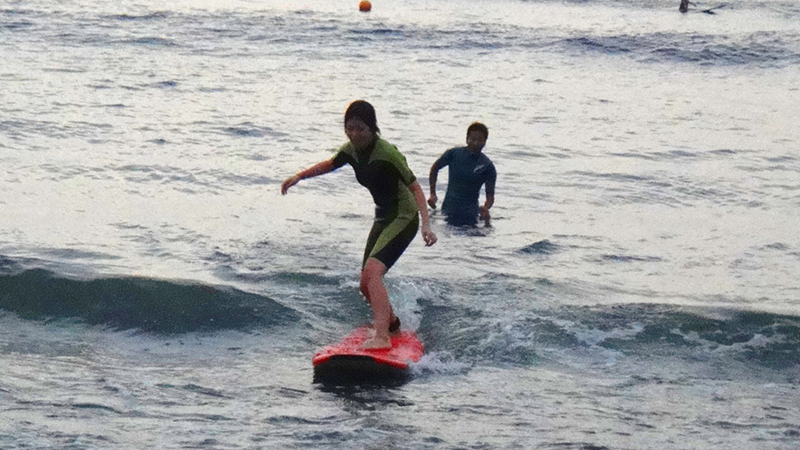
left=485, top=163, right=497, bottom=197
left=431, top=148, right=455, bottom=171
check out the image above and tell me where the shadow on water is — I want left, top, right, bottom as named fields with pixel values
left=315, top=380, right=414, bottom=407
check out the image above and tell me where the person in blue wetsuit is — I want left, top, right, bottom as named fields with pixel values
left=427, top=122, right=496, bottom=226
left=281, top=100, right=437, bottom=349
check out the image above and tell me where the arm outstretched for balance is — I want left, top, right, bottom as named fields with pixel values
left=281, top=159, right=335, bottom=195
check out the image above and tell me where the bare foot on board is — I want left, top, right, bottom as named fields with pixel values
left=362, top=335, right=392, bottom=350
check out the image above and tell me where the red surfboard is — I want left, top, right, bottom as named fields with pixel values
left=313, top=325, right=424, bottom=384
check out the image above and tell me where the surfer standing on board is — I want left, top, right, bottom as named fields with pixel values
left=281, top=100, right=437, bottom=349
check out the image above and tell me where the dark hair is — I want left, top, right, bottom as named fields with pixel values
left=345, top=100, right=380, bottom=134
left=467, top=122, right=488, bottom=139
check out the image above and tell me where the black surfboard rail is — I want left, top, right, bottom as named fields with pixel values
left=313, top=355, right=411, bottom=386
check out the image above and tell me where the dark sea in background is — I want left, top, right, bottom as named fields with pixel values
left=2, top=0, right=800, bottom=448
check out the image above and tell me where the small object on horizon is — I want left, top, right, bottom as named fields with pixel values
left=680, top=0, right=726, bottom=14
left=359, top=0, right=372, bottom=12
left=702, top=3, right=726, bottom=14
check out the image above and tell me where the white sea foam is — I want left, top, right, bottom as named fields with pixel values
left=2, top=0, right=800, bottom=448
left=411, top=351, right=470, bottom=376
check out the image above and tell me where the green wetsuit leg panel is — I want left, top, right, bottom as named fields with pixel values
left=362, top=214, right=419, bottom=271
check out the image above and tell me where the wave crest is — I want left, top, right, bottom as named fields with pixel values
left=0, top=269, right=299, bottom=334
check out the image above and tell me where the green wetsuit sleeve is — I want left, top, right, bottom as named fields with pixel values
left=374, top=139, right=416, bottom=186
left=332, top=142, right=354, bottom=169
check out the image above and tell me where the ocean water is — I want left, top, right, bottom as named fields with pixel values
left=2, top=0, right=800, bottom=448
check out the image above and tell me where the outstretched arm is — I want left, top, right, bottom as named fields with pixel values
left=410, top=181, right=437, bottom=246
left=281, top=159, right=335, bottom=195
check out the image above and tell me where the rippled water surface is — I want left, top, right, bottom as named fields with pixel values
left=2, top=0, right=800, bottom=448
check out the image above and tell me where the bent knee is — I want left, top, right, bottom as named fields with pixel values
left=362, top=258, right=387, bottom=277
left=361, top=258, right=386, bottom=286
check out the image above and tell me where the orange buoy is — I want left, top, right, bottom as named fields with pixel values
left=359, top=0, right=372, bottom=12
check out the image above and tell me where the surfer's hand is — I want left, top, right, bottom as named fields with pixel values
left=479, top=205, right=491, bottom=221
left=427, top=194, right=437, bottom=209
left=281, top=175, right=300, bottom=195
left=421, top=226, right=437, bottom=246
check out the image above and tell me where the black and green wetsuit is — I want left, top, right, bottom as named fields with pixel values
left=332, top=137, right=419, bottom=270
